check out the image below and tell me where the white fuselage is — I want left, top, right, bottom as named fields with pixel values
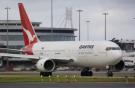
left=32, top=41, right=122, bottom=68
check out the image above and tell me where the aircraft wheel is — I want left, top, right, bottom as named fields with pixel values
left=81, top=70, right=86, bottom=76
left=40, top=72, right=52, bottom=77
left=81, top=67, right=93, bottom=76
left=107, top=71, right=113, bottom=77
left=87, top=70, right=93, bottom=76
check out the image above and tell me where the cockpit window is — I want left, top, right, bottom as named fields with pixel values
left=106, top=47, right=121, bottom=51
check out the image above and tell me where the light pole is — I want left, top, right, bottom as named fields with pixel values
left=86, top=20, right=90, bottom=41
left=5, top=6, right=10, bottom=70
left=103, top=12, right=108, bottom=40
left=51, top=0, right=53, bottom=41
left=77, top=10, right=83, bottom=41
left=5, top=7, right=10, bottom=50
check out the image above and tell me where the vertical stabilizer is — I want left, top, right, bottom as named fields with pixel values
left=18, top=3, right=39, bottom=46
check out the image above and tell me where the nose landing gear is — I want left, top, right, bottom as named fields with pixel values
left=107, top=70, right=113, bottom=77
left=106, top=65, right=113, bottom=77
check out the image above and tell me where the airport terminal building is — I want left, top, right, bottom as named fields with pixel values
left=0, top=20, right=77, bottom=71
left=0, top=20, right=76, bottom=49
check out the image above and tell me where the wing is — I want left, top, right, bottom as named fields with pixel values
left=0, top=53, right=74, bottom=67
left=0, top=53, right=74, bottom=62
left=0, top=48, right=23, bottom=52
left=0, top=53, right=39, bottom=59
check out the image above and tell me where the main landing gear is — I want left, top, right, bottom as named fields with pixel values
left=81, top=67, right=93, bottom=76
left=81, top=66, right=114, bottom=77
left=107, top=70, right=113, bottom=77
left=40, top=72, right=52, bottom=77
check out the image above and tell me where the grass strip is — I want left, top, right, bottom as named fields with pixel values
left=0, top=75, right=135, bottom=83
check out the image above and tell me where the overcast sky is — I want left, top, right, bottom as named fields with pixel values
left=0, top=0, right=135, bottom=41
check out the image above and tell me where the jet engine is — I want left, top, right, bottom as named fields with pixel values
left=114, top=60, right=125, bottom=71
left=36, top=59, right=56, bottom=72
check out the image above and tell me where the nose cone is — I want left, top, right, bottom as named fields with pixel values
left=113, top=51, right=123, bottom=62
left=107, top=50, right=123, bottom=64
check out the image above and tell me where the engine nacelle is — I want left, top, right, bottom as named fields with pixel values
left=36, top=59, right=56, bottom=72
left=114, top=60, right=125, bottom=71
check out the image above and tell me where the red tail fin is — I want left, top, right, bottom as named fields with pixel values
left=18, top=3, right=39, bottom=46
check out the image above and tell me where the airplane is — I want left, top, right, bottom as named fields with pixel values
left=0, top=3, right=124, bottom=77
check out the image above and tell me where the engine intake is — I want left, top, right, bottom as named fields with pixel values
left=44, top=60, right=55, bottom=71
left=36, top=59, right=55, bottom=72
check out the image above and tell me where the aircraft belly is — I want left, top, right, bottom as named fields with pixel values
left=74, top=55, right=113, bottom=67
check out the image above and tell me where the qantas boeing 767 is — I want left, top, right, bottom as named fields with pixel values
left=0, top=3, right=124, bottom=76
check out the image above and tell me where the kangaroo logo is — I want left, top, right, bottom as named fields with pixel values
left=23, top=27, right=36, bottom=43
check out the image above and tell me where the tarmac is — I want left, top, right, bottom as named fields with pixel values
left=0, top=83, right=135, bottom=88
left=0, top=71, right=135, bottom=77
